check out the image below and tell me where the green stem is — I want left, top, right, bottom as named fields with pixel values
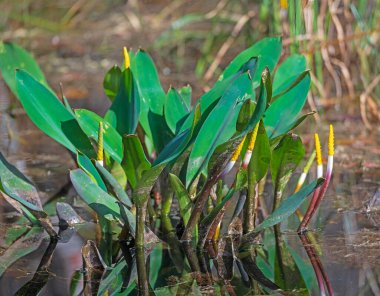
left=243, top=159, right=256, bottom=233
left=136, top=202, right=147, bottom=248
left=181, top=179, right=215, bottom=241
left=136, top=246, right=149, bottom=296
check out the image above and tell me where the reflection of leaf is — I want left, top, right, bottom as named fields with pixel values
left=0, top=227, right=44, bottom=277
left=15, top=238, right=58, bottom=295
left=0, top=152, right=56, bottom=236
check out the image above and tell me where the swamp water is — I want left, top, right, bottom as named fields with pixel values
left=0, top=78, right=379, bottom=296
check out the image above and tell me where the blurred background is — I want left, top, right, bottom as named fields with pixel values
left=1, top=0, right=379, bottom=126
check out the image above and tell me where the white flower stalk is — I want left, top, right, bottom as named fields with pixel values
left=242, top=123, right=259, bottom=169
left=298, top=132, right=325, bottom=232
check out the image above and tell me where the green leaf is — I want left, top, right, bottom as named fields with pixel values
left=75, top=109, right=123, bottom=163
left=165, top=87, right=190, bottom=134
left=103, top=65, right=122, bottom=101
left=76, top=152, right=107, bottom=191
left=179, top=85, right=192, bottom=109
left=271, top=134, right=305, bottom=200
left=236, top=99, right=255, bottom=132
left=154, top=103, right=201, bottom=165
left=122, top=135, right=151, bottom=189
left=246, top=179, right=324, bottom=234
left=132, top=164, right=166, bottom=207
left=186, top=73, right=253, bottom=187
left=15, top=70, right=95, bottom=157
left=169, top=174, right=192, bottom=225
left=131, top=50, right=170, bottom=151
left=95, top=162, right=132, bottom=207
left=264, top=72, right=311, bottom=139
left=70, top=169, right=121, bottom=221
left=0, top=42, right=49, bottom=96
left=273, top=54, right=307, bottom=96
left=179, top=58, right=258, bottom=134
left=220, top=37, right=282, bottom=87
left=250, top=120, right=271, bottom=183
left=149, top=244, right=163, bottom=288
left=105, top=68, right=140, bottom=135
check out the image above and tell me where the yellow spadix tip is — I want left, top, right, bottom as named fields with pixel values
left=123, top=46, right=130, bottom=69
left=328, top=124, right=334, bottom=156
left=315, top=133, right=322, bottom=165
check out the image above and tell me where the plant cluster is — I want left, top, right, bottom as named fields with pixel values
left=0, top=38, right=334, bottom=295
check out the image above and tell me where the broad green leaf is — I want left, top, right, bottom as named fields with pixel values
left=76, top=152, right=107, bottom=191
left=220, top=37, right=282, bottom=87
left=15, top=70, right=95, bottom=157
left=236, top=99, right=256, bottom=132
left=149, top=244, right=163, bottom=288
left=264, top=72, right=311, bottom=139
left=186, top=73, right=253, bottom=187
left=208, top=71, right=268, bottom=176
left=246, top=179, right=324, bottom=235
left=105, top=69, right=140, bottom=135
left=103, top=65, right=122, bottom=101
left=122, top=135, right=151, bottom=189
left=273, top=54, right=307, bottom=96
left=0, top=42, right=49, bottom=95
left=165, top=87, right=190, bottom=134
left=75, top=109, right=123, bottom=163
left=131, top=50, right=172, bottom=152
left=70, top=169, right=121, bottom=221
left=179, top=58, right=258, bottom=133
left=179, top=85, right=192, bottom=109
left=250, top=121, right=271, bottom=183
left=110, top=161, right=128, bottom=189
left=169, top=174, right=192, bottom=225
left=95, top=162, right=132, bottom=207
left=271, top=134, right=305, bottom=201
left=154, top=103, right=201, bottom=165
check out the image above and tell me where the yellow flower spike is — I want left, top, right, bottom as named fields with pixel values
left=328, top=124, right=334, bottom=156
left=280, top=0, right=288, bottom=9
left=97, top=122, right=104, bottom=163
left=123, top=46, right=130, bottom=69
left=231, top=135, right=247, bottom=161
left=315, top=133, right=322, bottom=166
left=247, top=123, right=260, bottom=151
